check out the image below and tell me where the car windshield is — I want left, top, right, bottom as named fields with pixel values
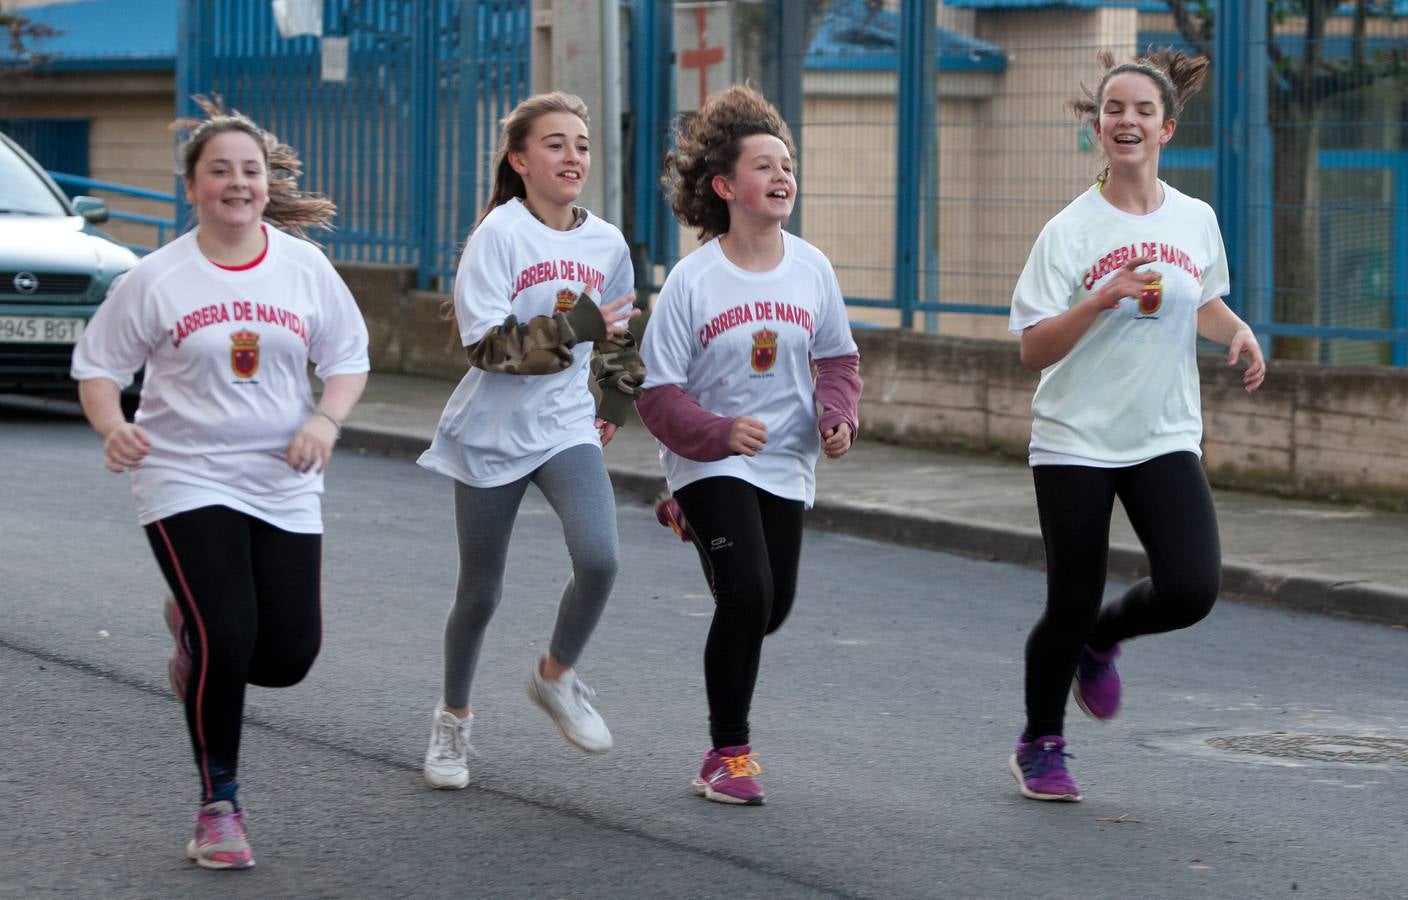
left=0, top=141, right=69, bottom=217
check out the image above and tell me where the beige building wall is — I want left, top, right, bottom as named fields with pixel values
left=785, top=8, right=1139, bottom=338
left=0, top=72, right=177, bottom=250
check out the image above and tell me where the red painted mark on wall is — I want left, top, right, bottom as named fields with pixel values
left=680, top=7, right=725, bottom=111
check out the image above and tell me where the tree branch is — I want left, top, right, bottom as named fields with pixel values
left=1166, top=0, right=1213, bottom=59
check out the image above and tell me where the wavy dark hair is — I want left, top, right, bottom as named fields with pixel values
left=477, top=91, right=591, bottom=228
left=172, top=95, right=336, bottom=238
left=1069, top=48, right=1211, bottom=185
left=661, top=84, right=796, bottom=241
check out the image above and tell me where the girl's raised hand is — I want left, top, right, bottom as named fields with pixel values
left=729, top=416, right=768, bottom=456
left=1095, top=255, right=1159, bottom=310
left=599, top=292, right=640, bottom=338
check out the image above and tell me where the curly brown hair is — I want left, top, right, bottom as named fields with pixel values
left=172, top=95, right=336, bottom=239
left=662, top=85, right=796, bottom=241
left=1069, top=48, right=1210, bottom=185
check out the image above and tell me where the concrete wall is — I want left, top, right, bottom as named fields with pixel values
left=853, top=327, right=1408, bottom=508
left=340, top=259, right=1408, bottom=508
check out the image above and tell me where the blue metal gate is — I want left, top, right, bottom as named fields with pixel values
left=178, top=0, right=529, bottom=288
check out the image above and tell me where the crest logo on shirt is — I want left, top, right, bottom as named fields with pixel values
left=230, top=329, right=260, bottom=378
left=751, top=328, right=778, bottom=373
left=554, top=288, right=578, bottom=314
left=1138, top=279, right=1163, bottom=316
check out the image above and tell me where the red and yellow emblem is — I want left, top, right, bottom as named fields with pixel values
left=751, top=327, right=778, bottom=373
left=554, top=288, right=578, bottom=314
left=230, top=329, right=260, bottom=378
left=1138, top=279, right=1163, bottom=316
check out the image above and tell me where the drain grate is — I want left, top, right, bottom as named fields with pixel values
left=1206, top=733, right=1408, bottom=766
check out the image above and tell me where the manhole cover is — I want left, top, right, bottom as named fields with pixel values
left=1206, top=733, right=1408, bottom=766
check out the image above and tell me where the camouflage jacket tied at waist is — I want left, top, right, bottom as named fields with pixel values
left=464, top=290, right=644, bottom=426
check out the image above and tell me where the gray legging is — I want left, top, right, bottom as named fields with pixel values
left=442, top=442, right=619, bottom=708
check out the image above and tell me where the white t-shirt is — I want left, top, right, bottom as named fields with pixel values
left=1008, top=182, right=1229, bottom=468
left=640, top=232, right=858, bottom=507
left=417, top=198, right=634, bottom=487
left=71, top=227, right=371, bottom=533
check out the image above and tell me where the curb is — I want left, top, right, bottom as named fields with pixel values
left=341, top=425, right=1408, bottom=628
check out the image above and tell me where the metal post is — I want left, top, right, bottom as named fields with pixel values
left=1245, top=8, right=1273, bottom=360
left=628, top=0, right=656, bottom=292
left=1394, top=157, right=1408, bottom=366
left=411, top=0, right=437, bottom=289
left=893, top=0, right=934, bottom=329
left=920, top=10, right=939, bottom=334
left=601, top=0, right=624, bottom=228
left=765, top=0, right=805, bottom=235
left=458, top=0, right=480, bottom=249
left=174, top=0, right=206, bottom=234
left=1215, top=0, right=1270, bottom=356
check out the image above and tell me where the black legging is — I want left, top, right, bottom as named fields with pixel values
left=673, top=477, right=804, bottom=750
left=145, top=505, right=322, bottom=805
left=1024, top=451, right=1221, bottom=739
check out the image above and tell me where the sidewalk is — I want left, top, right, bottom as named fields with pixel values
left=346, top=372, right=1408, bottom=627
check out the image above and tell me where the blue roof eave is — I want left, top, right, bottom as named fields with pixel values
left=1, top=55, right=175, bottom=73
left=805, top=53, right=1008, bottom=74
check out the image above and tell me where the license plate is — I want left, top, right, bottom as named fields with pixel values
left=0, top=316, right=86, bottom=344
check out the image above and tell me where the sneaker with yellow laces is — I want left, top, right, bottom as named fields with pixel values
left=654, top=492, right=691, bottom=543
left=692, top=745, right=765, bottom=805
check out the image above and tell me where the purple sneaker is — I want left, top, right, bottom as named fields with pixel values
left=187, top=800, right=254, bottom=869
left=163, top=594, right=194, bottom=701
left=692, top=745, right=764, bottom=805
left=1073, top=643, right=1121, bottom=721
left=1009, top=735, right=1082, bottom=802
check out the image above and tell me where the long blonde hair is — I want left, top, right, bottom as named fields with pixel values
left=172, top=95, right=336, bottom=238
left=476, top=91, right=591, bottom=227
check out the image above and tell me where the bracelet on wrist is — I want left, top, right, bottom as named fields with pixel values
left=313, top=407, right=342, bottom=437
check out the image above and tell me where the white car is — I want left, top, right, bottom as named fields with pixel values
left=0, top=129, right=138, bottom=396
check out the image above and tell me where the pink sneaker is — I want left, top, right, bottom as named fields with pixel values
left=654, top=493, right=690, bottom=543
left=187, top=800, right=254, bottom=869
left=691, top=745, right=765, bottom=805
left=162, top=594, right=193, bottom=701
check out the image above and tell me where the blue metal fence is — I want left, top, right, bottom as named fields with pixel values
left=47, top=172, right=176, bottom=254
left=178, top=0, right=529, bottom=289
left=623, top=1, right=1407, bottom=366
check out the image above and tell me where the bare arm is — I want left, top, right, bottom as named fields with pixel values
left=1197, top=298, right=1266, bottom=393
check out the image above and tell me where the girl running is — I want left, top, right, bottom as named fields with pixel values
left=1006, top=50, right=1265, bottom=802
left=637, top=85, right=862, bottom=805
left=71, top=99, right=369, bottom=868
left=416, top=91, right=642, bottom=788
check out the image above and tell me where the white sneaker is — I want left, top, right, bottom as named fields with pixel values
left=423, top=706, right=474, bottom=789
left=526, top=659, right=613, bottom=754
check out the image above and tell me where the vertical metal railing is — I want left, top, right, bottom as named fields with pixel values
left=178, top=0, right=529, bottom=288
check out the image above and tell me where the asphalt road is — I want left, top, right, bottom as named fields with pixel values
left=3, top=403, right=1406, bottom=899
